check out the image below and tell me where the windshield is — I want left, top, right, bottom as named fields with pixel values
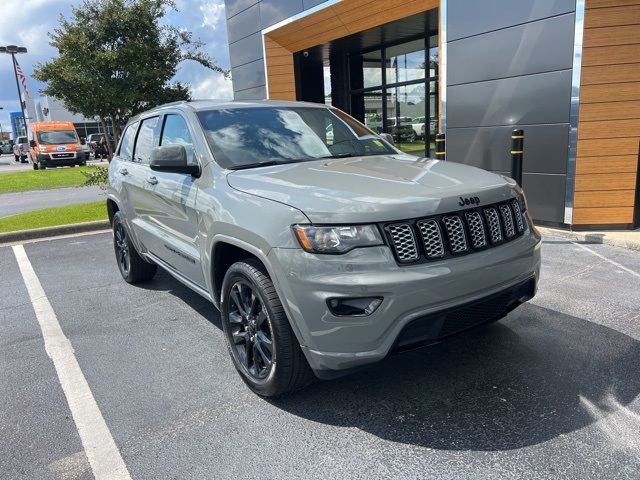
left=37, top=130, right=78, bottom=145
left=197, top=106, right=396, bottom=169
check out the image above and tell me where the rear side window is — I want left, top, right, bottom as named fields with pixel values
left=118, top=122, right=139, bottom=161
left=134, top=117, right=159, bottom=164
left=160, top=114, right=196, bottom=165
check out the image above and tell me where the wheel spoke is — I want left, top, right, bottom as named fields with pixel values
left=242, top=340, right=252, bottom=369
left=255, top=340, right=272, bottom=367
left=230, top=286, right=246, bottom=316
left=255, top=310, right=267, bottom=328
left=249, top=292, right=259, bottom=315
left=228, top=311, right=243, bottom=324
left=257, top=331, right=273, bottom=355
left=232, top=329, right=247, bottom=345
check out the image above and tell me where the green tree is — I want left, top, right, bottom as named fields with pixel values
left=34, top=0, right=227, bottom=157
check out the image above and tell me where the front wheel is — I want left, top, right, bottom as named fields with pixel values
left=112, top=211, right=157, bottom=283
left=221, top=259, right=314, bottom=397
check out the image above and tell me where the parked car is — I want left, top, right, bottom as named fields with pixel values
left=411, top=116, right=439, bottom=139
left=13, top=136, right=29, bottom=163
left=28, top=121, right=88, bottom=170
left=107, top=100, right=541, bottom=397
left=0, top=140, right=12, bottom=154
left=86, top=133, right=115, bottom=158
left=386, top=116, right=416, bottom=142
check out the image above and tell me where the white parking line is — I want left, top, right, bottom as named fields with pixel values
left=571, top=241, right=640, bottom=279
left=12, top=244, right=132, bottom=480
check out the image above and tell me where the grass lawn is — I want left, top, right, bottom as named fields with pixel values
left=397, top=140, right=437, bottom=155
left=0, top=166, right=93, bottom=194
left=0, top=201, right=107, bottom=233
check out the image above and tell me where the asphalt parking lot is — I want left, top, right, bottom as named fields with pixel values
left=1, top=231, right=640, bottom=479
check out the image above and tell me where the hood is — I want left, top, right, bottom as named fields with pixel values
left=227, top=155, right=517, bottom=223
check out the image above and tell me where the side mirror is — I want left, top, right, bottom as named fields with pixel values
left=29, top=140, right=36, bottom=148
left=379, top=133, right=395, bottom=146
left=150, top=145, right=200, bottom=176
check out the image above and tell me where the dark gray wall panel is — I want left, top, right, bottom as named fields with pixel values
left=229, top=33, right=264, bottom=68
left=447, top=0, right=575, bottom=41
left=447, top=124, right=569, bottom=174
left=231, top=59, right=266, bottom=92
left=261, top=0, right=304, bottom=28
left=448, top=14, right=575, bottom=86
left=494, top=172, right=567, bottom=223
left=522, top=173, right=566, bottom=223
left=225, top=0, right=259, bottom=19
left=234, top=85, right=268, bottom=100
left=447, top=70, right=572, bottom=128
left=226, top=3, right=261, bottom=43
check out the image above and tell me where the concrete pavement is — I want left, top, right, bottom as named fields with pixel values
left=1, top=232, right=640, bottom=479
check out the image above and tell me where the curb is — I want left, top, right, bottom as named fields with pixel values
left=537, top=226, right=640, bottom=252
left=0, top=220, right=110, bottom=245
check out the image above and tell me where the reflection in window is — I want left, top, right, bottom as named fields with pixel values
left=161, top=114, right=196, bottom=165
left=386, top=39, right=426, bottom=84
left=197, top=106, right=395, bottom=169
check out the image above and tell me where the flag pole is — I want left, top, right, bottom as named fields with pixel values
left=11, top=52, right=28, bottom=137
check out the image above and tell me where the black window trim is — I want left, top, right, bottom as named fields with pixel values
left=157, top=111, right=202, bottom=170
left=132, top=115, right=160, bottom=165
left=117, top=120, right=141, bottom=162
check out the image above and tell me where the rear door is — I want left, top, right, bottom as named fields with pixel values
left=124, top=116, right=162, bottom=251
left=141, top=112, right=205, bottom=286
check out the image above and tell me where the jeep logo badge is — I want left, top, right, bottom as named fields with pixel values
left=458, top=196, right=481, bottom=207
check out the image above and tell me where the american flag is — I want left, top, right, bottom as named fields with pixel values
left=14, top=59, right=30, bottom=98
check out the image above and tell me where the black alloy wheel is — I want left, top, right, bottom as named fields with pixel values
left=111, top=211, right=157, bottom=283
left=114, top=220, right=130, bottom=277
left=227, top=280, right=274, bottom=380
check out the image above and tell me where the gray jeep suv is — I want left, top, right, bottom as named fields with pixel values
left=107, top=100, right=541, bottom=397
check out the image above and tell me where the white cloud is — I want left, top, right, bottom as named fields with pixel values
left=191, top=75, right=233, bottom=100
left=200, top=1, right=225, bottom=29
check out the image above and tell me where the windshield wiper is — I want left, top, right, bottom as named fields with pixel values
left=229, top=161, right=280, bottom=170
left=319, top=153, right=356, bottom=159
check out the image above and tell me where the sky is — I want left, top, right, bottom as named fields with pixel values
left=0, top=0, right=233, bottom=135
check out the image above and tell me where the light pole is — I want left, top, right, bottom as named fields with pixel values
left=0, top=45, right=28, bottom=137
left=0, top=106, right=4, bottom=141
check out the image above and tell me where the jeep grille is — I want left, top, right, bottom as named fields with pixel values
left=385, top=199, right=527, bottom=264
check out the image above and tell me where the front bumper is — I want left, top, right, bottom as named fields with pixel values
left=268, top=228, right=541, bottom=374
left=38, top=152, right=87, bottom=166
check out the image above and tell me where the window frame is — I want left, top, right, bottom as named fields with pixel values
left=132, top=115, right=161, bottom=165
left=116, top=120, right=140, bottom=162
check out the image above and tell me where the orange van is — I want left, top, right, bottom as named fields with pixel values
left=28, top=121, right=89, bottom=170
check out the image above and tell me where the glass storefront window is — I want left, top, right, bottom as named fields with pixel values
left=387, top=84, right=426, bottom=156
left=386, top=39, right=426, bottom=84
left=348, top=34, right=438, bottom=158
left=351, top=90, right=383, bottom=133
left=362, top=50, right=382, bottom=88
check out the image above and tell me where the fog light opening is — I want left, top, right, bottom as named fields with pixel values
left=327, top=297, right=383, bottom=317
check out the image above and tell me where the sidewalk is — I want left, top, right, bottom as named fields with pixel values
left=537, top=226, right=640, bottom=252
left=0, top=185, right=104, bottom=218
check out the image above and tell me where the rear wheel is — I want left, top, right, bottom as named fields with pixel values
left=112, top=211, right=157, bottom=283
left=221, top=259, right=314, bottom=397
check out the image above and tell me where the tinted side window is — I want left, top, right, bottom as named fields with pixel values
left=160, top=114, right=196, bottom=165
left=134, top=117, right=159, bottom=164
left=118, top=122, right=139, bottom=161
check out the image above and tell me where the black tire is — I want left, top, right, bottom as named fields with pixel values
left=112, top=211, right=157, bottom=283
left=221, top=259, right=314, bottom=397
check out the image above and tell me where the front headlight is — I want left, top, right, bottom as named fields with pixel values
left=38, top=146, right=48, bottom=153
left=293, top=224, right=383, bottom=254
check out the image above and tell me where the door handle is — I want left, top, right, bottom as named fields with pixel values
left=119, top=167, right=129, bottom=176
left=146, top=176, right=158, bottom=185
